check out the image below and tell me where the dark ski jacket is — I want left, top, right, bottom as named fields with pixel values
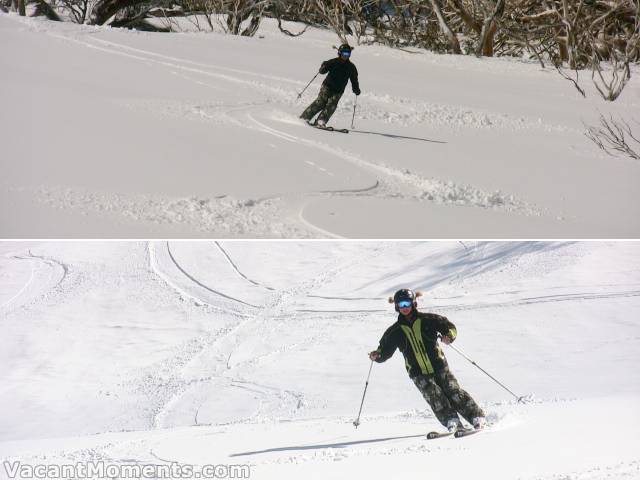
left=320, top=58, right=360, bottom=95
left=373, top=310, right=458, bottom=378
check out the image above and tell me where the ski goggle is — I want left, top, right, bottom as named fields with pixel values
left=339, top=50, right=351, bottom=57
left=397, top=300, right=413, bottom=308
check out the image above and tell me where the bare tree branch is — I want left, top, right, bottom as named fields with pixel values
left=591, top=47, right=632, bottom=101
left=586, top=114, right=640, bottom=160
left=555, top=63, right=587, bottom=97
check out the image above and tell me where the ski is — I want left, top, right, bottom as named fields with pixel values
left=426, top=430, right=453, bottom=440
left=454, top=428, right=483, bottom=438
left=427, top=427, right=485, bottom=440
left=311, top=124, right=349, bottom=134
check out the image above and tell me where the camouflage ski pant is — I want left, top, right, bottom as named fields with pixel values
left=412, top=367, right=485, bottom=427
left=300, top=85, right=343, bottom=124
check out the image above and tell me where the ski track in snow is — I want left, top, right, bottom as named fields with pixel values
left=0, top=255, right=36, bottom=309
left=148, top=240, right=301, bottom=427
left=148, top=241, right=253, bottom=316
left=213, top=241, right=276, bottom=292
left=152, top=240, right=640, bottom=316
left=16, top=25, right=556, bottom=237
left=148, top=240, right=394, bottom=430
left=246, top=113, right=540, bottom=216
left=165, top=241, right=260, bottom=309
left=154, top=240, right=394, bottom=313
left=436, top=288, right=640, bottom=311
left=0, top=250, right=69, bottom=311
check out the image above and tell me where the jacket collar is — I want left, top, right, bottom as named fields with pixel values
left=398, top=309, right=418, bottom=324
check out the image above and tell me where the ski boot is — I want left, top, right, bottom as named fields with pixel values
left=447, top=418, right=462, bottom=433
left=472, top=416, right=487, bottom=430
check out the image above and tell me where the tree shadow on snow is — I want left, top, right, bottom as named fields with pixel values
left=350, top=130, right=447, bottom=144
left=230, top=433, right=425, bottom=457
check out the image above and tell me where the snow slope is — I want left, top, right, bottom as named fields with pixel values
left=1, top=13, right=640, bottom=237
left=1, top=241, right=639, bottom=479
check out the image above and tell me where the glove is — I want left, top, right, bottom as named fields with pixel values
left=369, top=350, right=381, bottom=361
left=354, top=89, right=361, bottom=96
left=441, top=336, right=453, bottom=345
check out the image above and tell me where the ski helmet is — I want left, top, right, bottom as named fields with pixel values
left=391, top=288, right=417, bottom=312
left=337, top=43, right=353, bottom=57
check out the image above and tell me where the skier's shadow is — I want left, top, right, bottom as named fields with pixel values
left=350, top=129, right=447, bottom=144
left=230, top=433, right=425, bottom=457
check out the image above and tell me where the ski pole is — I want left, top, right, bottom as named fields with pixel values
left=351, top=95, right=358, bottom=129
left=353, top=360, right=374, bottom=428
left=443, top=340, right=526, bottom=403
left=297, top=72, right=319, bottom=99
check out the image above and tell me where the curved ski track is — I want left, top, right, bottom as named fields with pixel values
left=148, top=240, right=394, bottom=431
left=1, top=250, right=69, bottom=311
left=213, top=241, right=275, bottom=291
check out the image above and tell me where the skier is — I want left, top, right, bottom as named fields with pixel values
left=369, top=288, right=486, bottom=433
left=300, top=43, right=361, bottom=127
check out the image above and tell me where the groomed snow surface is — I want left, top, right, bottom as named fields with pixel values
left=1, top=13, right=640, bottom=237
left=1, top=241, right=640, bottom=479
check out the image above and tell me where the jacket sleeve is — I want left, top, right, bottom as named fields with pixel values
left=433, top=314, right=458, bottom=342
left=319, top=60, right=331, bottom=74
left=374, top=325, right=398, bottom=362
left=350, top=64, right=361, bottom=95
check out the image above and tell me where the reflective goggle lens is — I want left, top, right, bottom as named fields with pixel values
left=340, top=50, right=351, bottom=57
left=397, top=300, right=413, bottom=308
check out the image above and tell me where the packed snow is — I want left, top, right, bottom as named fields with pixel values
left=1, top=241, right=639, bottom=479
left=1, top=13, right=640, bottom=237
